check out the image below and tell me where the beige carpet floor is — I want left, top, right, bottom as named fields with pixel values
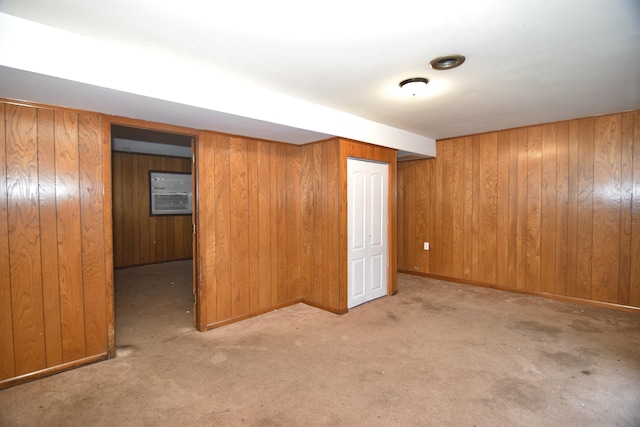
left=1, top=260, right=639, bottom=426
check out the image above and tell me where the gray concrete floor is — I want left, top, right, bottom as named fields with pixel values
left=1, top=260, right=639, bottom=426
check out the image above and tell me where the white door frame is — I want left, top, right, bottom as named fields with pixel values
left=347, top=158, right=389, bottom=309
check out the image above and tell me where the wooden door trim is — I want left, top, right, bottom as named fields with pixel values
left=101, top=118, right=116, bottom=358
left=103, top=116, right=201, bottom=356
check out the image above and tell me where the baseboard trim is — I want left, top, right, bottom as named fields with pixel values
left=399, top=270, right=640, bottom=314
left=303, top=300, right=348, bottom=315
left=204, top=299, right=305, bottom=330
left=0, top=353, right=108, bottom=390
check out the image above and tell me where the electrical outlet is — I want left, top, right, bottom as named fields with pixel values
left=424, top=242, right=430, bottom=251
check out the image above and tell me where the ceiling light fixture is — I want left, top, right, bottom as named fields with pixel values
left=399, top=77, right=429, bottom=97
left=429, top=54, right=466, bottom=70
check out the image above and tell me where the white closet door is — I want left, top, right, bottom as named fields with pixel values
left=347, top=158, right=388, bottom=309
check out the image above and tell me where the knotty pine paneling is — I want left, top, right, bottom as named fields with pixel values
left=397, top=110, right=640, bottom=309
left=111, top=152, right=192, bottom=268
left=0, top=101, right=108, bottom=385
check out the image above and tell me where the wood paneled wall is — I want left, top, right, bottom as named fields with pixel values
left=0, top=98, right=399, bottom=384
left=398, top=111, right=640, bottom=308
left=196, top=134, right=341, bottom=328
left=195, top=135, right=397, bottom=328
left=112, top=152, right=193, bottom=268
left=300, top=138, right=397, bottom=313
left=197, top=133, right=297, bottom=327
left=0, top=101, right=108, bottom=385
left=298, top=140, right=341, bottom=311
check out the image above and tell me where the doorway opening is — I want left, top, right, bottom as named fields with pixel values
left=110, top=124, right=197, bottom=354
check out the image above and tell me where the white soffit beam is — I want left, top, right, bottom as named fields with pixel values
left=0, top=13, right=436, bottom=157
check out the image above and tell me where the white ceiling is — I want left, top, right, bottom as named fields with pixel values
left=1, top=0, right=639, bottom=157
